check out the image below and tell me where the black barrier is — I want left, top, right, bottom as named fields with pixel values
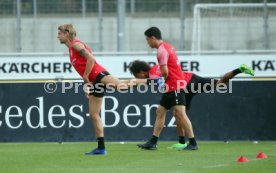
left=0, top=81, right=276, bottom=142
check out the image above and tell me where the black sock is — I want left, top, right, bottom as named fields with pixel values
left=150, top=135, right=158, bottom=144
left=178, top=136, right=186, bottom=144
left=97, top=137, right=105, bottom=149
left=189, top=138, right=197, bottom=146
left=232, top=68, right=242, bottom=75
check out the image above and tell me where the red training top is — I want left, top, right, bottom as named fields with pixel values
left=157, top=42, right=191, bottom=92
left=149, top=65, right=193, bottom=88
left=69, top=39, right=107, bottom=83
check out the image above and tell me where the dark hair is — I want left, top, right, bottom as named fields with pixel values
left=144, top=27, right=162, bottom=40
left=129, top=60, right=151, bottom=75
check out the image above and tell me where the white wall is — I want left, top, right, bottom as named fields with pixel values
left=1, top=17, right=276, bottom=53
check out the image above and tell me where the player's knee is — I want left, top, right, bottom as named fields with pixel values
left=173, top=109, right=181, bottom=117
left=156, top=109, right=160, bottom=115
left=174, top=111, right=187, bottom=122
left=89, top=113, right=100, bottom=120
left=156, top=108, right=164, bottom=116
left=156, top=106, right=167, bottom=115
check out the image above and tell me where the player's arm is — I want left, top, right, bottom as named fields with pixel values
left=160, top=64, right=168, bottom=79
left=120, top=78, right=148, bottom=87
left=73, top=42, right=95, bottom=83
left=129, top=78, right=148, bottom=86
left=157, top=45, right=169, bottom=79
left=123, top=77, right=164, bottom=88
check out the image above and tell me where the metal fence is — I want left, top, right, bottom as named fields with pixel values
left=0, top=0, right=233, bottom=17
left=0, top=0, right=276, bottom=53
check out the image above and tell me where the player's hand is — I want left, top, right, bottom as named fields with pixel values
left=85, top=86, right=90, bottom=99
left=147, top=77, right=165, bottom=91
left=155, top=77, right=165, bottom=91
left=82, top=75, right=90, bottom=84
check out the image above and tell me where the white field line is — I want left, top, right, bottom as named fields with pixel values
left=205, top=164, right=229, bottom=169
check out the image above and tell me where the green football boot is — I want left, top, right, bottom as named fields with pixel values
left=239, top=64, right=255, bottom=76
left=168, top=143, right=187, bottom=150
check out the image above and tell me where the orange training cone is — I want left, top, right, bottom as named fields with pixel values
left=256, top=152, right=267, bottom=159
left=237, top=156, right=249, bottom=163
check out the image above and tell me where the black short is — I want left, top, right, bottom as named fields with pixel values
left=89, top=71, right=110, bottom=97
left=185, top=74, right=218, bottom=110
left=160, top=89, right=186, bottom=110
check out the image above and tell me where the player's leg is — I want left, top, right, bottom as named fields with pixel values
left=137, top=90, right=172, bottom=150
left=185, top=74, right=217, bottom=94
left=173, top=106, right=193, bottom=138
left=168, top=121, right=187, bottom=149
left=100, top=74, right=147, bottom=90
left=169, top=92, right=195, bottom=150
left=168, top=78, right=197, bottom=149
left=153, top=105, right=167, bottom=137
left=184, top=77, right=199, bottom=111
left=173, top=105, right=198, bottom=150
left=217, top=64, right=255, bottom=84
left=89, top=96, right=104, bottom=138
left=137, top=105, right=167, bottom=150
left=85, top=72, right=109, bottom=155
left=169, top=89, right=198, bottom=150
left=100, top=74, right=129, bottom=90
left=85, top=95, right=107, bottom=155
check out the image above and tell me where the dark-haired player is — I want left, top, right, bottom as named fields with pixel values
left=130, top=60, right=254, bottom=149
left=137, top=26, right=198, bottom=150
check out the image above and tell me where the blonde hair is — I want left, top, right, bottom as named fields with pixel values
left=58, top=24, right=77, bottom=40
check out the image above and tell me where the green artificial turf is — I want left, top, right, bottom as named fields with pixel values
left=0, top=141, right=275, bottom=173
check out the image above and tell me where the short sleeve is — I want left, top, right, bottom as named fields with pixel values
left=157, top=44, right=169, bottom=65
